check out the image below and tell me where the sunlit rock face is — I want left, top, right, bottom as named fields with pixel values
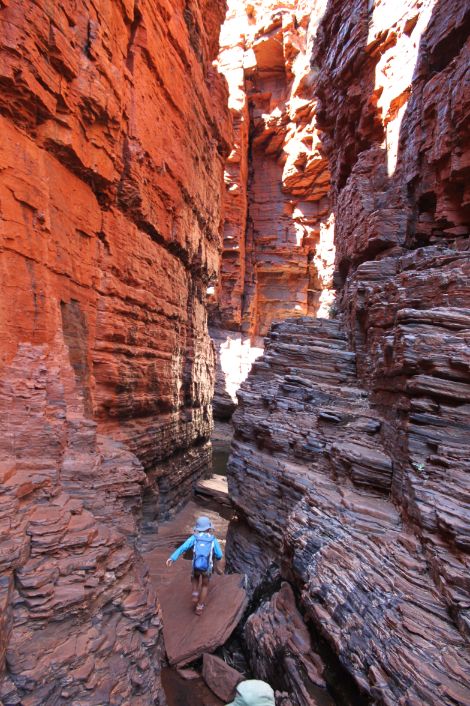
left=209, top=325, right=264, bottom=419
left=0, top=0, right=230, bottom=701
left=210, top=0, right=336, bottom=419
left=227, top=0, right=470, bottom=703
left=216, top=0, right=336, bottom=333
left=0, top=0, right=231, bottom=512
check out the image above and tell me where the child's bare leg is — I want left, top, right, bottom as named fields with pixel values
left=191, top=576, right=200, bottom=604
left=199, top=576, right=210, bottom=606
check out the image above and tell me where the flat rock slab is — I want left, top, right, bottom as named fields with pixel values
left=194, top=475, right=231, bottom=505
left=162, top=573, right=247, bottom=665
left=143, top=501, right=243, bottom=666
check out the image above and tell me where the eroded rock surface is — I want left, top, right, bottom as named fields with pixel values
left=312, top=0, right=470, bottom=644
left=0, top=0, right=230, bottom=700
left=226, top=0, right=469, bottom=702
left=228, top=318, right=470, bottom=705
left=159, top=572, right=247, bottom=667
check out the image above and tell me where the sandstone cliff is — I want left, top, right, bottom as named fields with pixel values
left=226, top=0, right=470, bottom=703
left=210, top=0, right=336, bottom=419
left=0, top=0, right=230, bottom=701
left=216, top=0, right=335, bottom=335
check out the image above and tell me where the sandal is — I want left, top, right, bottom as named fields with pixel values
left=191, top=591, right=199, bottom=605
left=195, top=603, right=205, bottom=616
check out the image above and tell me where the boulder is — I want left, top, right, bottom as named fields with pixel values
left=202, top=653, right=244, bottom=702
left=244, top=583, right=331, bottom=706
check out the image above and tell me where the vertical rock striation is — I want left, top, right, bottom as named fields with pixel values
left=226, top=0, right=470, bottom=703
left=0, top=0, right=230, bottom=701
left=210, top=0, right=336, bottom=419
left=217, top=0, right=336, bottom=334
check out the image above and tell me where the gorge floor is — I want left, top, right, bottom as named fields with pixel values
left=143, top=442, right=234, bottom=706
left=150, top=439, right=349, bottom=706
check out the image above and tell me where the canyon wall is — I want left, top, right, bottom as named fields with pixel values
left=210, top=0, right=335, bottom=419
left=227, top=0, right=470, bottom=703
left=0, top=0, right=230, bottom=701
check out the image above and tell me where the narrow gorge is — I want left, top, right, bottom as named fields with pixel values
left=0, top=1, right=469, bottom=705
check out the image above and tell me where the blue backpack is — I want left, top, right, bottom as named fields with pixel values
left=193, top=532, right=214, bottom=572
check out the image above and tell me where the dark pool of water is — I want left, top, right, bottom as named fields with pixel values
left=212, top=448, right=230, bottom=477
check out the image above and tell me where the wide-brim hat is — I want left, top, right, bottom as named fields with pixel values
left=194, top=515, right=213, bottom=532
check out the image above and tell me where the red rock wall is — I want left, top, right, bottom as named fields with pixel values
left=314, top=0, right=470, bottom=635
left=0, top=0, right=231, bottom=504
left=0, top=0, right=230, bottom=701
left=226, top=0, right=470, bottom=703
left=210, top=0, right=335, bottom=420
left=214, top=0, right=335, bottom=337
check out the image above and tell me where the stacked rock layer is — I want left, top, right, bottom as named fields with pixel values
left=210, top=0, right=336, bottom=418
left=0, top=0, right=230, bottom=701
left=215, top=0, right=336, bottom=334
left=0, top=340, right=164, bottom=705
left=229, top=317, right=470, bottom=705
left=227, top=0, right=470, bottom=703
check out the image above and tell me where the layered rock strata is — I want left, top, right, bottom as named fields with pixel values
left=0, top=0, right=230, bottom=509
left=0, top=339, right=164, bottom=705
left=210, top=0, right=336, bottom=418
left=0, top=0, right=230, bottom=700
left=226, top=0, right=470, bottom=701
left=228, top=317, right=470, bottom=705
left=312, top=0, right=470, bottom=641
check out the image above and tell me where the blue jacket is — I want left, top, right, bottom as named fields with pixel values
left=169, top=533, right=223, bottom=565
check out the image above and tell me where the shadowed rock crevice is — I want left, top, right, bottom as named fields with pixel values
left=60, top=299, right=93, bottom=417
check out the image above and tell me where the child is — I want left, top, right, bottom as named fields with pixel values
left=166, top=515, right=223, bottom=615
